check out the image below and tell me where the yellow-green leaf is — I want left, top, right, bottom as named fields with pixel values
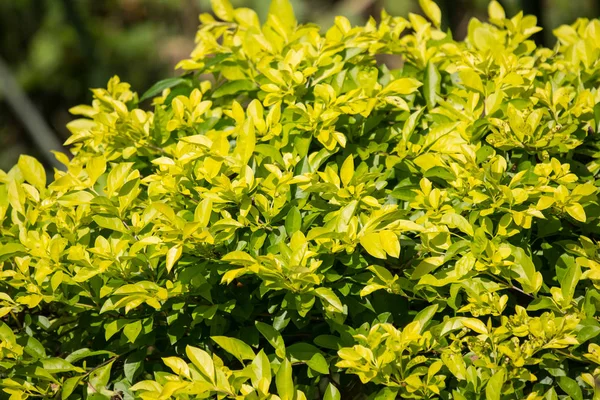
left=166, top=245, right=182, bottom=273
left=340, top=155, right=354, bottom=187
left=162, top=356, right=190, bottom=378
left=323, top=383, right=341, bottom=400
left=379, top=230, right=400, bottom=258
left=360, top=232, right=386, bottom=259
left=234, top=119, right=256, bottom=166
left=485, top=369, right=505, bottom=400
left=212, top=336, right=255, bottom=363
left=383, top=78, right=423, bottom=95
left=276, top=358, right=294, bottom=400
left=566, top=203, right=586, bottom=222
left=268, top=0, right=297, bottom=30
left=186, top=345, right=215, bottom=383
left=211, top=0, right=234, bottom=21
left=419, top=0, right=442, bottom=28
left=194, top=198, right=213, bottom=227
left=488, top=1, right=506, bottom=21
left=18, top=155, right=46, bottom=191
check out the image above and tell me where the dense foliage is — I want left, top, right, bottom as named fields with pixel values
left=2, top=0, right=600, bottom=398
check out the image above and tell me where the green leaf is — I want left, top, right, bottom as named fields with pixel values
left=566, top=203, right=586, bottom=222
left=380, top=230, right=400, bottom=258
left=441, top=213, right=474, bottom=236
left=65, top=348, right=115, bottom=364
left=166, top=245, right=182, bottom=273
left=314, top=335, right=342, bottom=350
left=211, top=0, right=235, bottom=21
left=323, top=383, right=341, bottom=400
left=123, top=320, right=143, bottom=343
left=24, top=336, right=46, bottom=359
left=213, top=80, right=257, bottom=98
left=413, top=304, right=438, bottom=333
left=251, top=350, right=272, bottom=389
left=255, top=321, right=286, bottom=359
left=285, top=206, right=302, bottom=235
left=368, top=265, right=394, bottom=282
left=561, top=258, right=582, bottom=305
left=557, top=376, right=583, bottom=400
left=92, top=215, right=128, bottom=233
left=234, top=119, right=256, bottom=166
left=88, top=361, right=114, bottom=394
left=41, top=358, right=79, bottom=373
left=461, top=318, right=488, bottom=334
left=163, top=356, right=190, bottom=378
left=124, top=350, right=145, bottom=384
left=577, top=320, right=600, bottom=344
left=186, top=346, right=215, bottom=383
left=286, top=342, right=321, bottom=362
left=194, top=198, right=213, bottom=227
left=419, top=0, right=442, bottom=28
left=423, top=62, right=441, bottom=109
left=0, top=243, right=26, bottom=258
left=544, top=388, right=558, bottom=400
left=336, top=200, right=357, bottom=233
left=485, top=369, right=505, bottom=400
left=459, top=69, right=484, bottom=93
left=18, top=155, right=46, bottom=191
left=374, top=388, right=399, bottom=400
left=62, top=376, right=82, bottom=400
left=276, top=358, right=294, bottom=400
left=268, top=0, right=297, bottom=30
left=383, top=78, right=422, bottom=95
left=306, top=352, right=329, bottom=374
left=510, top=246, right=543, bottom=294
left=424, top=166, right=455, bottom=182
left=222, top=250, right=256, bottom=265
left=411, top=256, right=445, bottom=279
left=255, top=144, right=285, bottom=166
left=360, top=232, right=386, bottom=259
left=140, top=77, right=191, bottom=102
left=212, top=336, right=255, bottom=363
left=104, top=320, right=127, bottom=341
left=314, top=287, right=344, bottom=313
left=56, top=191, right=94, bottom=207
left=488, top=1, right=506, bottom=21
left=105, top=162, right=133, bottom=198
left=340, top=155, right=354, bottom=187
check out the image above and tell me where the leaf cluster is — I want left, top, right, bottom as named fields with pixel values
left=1, top=0, right=600, bottom=399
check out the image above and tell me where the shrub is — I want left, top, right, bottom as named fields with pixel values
left=2, top=0, right=600, bottom=398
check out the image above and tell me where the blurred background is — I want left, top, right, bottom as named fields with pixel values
left=1, top=0, right=599, bottom=170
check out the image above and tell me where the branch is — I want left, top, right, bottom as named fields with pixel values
left=0, top=57, right=65, bottom=170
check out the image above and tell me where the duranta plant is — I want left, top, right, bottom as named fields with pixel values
left=2, top=0, right=600, bottom=398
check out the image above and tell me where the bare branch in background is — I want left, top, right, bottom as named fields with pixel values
left=0, top=57, right=65, bottom=170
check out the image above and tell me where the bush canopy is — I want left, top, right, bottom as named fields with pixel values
left=1, top=0, right=600, bottom=399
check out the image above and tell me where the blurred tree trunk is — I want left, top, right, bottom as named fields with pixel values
left=437, top=0, right=470, bottom=39
left=521, top=0, right=545, bottom=46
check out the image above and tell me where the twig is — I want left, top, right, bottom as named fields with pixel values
left=484, top=272, right=534, bottom=298
left=147, top=144, right=168, bottom=155
left=9, top=311, right=22, bottom=329
left=83, top=355, right=119, bottom=378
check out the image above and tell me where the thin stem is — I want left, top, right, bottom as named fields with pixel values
left=147, top=144, right=168, bottom=155
left=484, top=272, right=534, bottom=299
left=9, top=311, right=22, bottom=329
